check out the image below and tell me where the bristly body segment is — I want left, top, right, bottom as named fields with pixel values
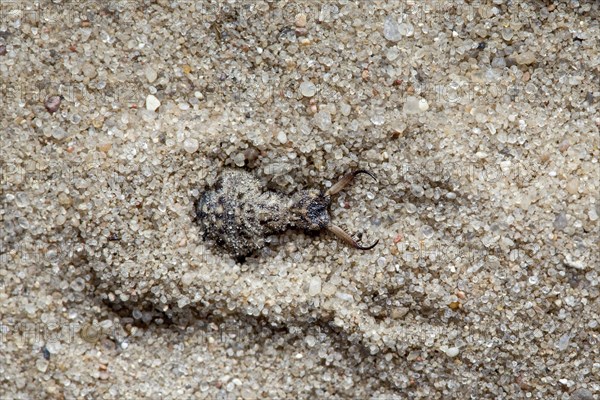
left=195, top=169, right=379, bottom=258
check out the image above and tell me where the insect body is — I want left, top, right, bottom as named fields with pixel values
left=195, top=169, right=379, bottom=258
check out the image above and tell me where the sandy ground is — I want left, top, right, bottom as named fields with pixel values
left=1, top=0, right=599, bottom=399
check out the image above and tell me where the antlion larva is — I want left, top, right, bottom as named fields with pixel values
left=195, top=169, right=379, bottom=258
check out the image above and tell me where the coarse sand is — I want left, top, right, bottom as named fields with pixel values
left=1, top=1, right=599, bottom=399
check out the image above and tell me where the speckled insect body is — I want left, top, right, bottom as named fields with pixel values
left=195, top=169, right=378, bottom=258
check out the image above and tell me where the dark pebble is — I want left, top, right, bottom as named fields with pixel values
left=42, top=346, right=50, bottom=360
left=45, top=95, right=61, bottom=113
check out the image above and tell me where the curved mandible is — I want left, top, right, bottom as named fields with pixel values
left=326, top=169, right=379, bottom=250
left=325, top=169, right=377, bottom=197
left=327, top=224, right=379, bottom=250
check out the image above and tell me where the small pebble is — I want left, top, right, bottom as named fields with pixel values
left=70, top=277, right=86, bottom=292
left=383, top=16, right=402, bottom=42
left=305, top=335, right=316, bottom=347
left=556, top=333, right=570, bottom=351
left=313, top=111, right=331, bottom=130
left=82, top=62, right=97, bottom=78
left=403, top=96, right=428, bottom=114
left=146, top=94, right=161, bottom=111
left=444, top=347, right=460, bottom=357
left=0, top=44, right=6, bottom=56
left=181, top=272, right=195, bottom=286
left=98, top=143, right=112, bottom=152
left=276, top=131, right=287, bottom=144
left=564, top=255, right=585, bottom=270
left=553, top=212, right=568, bottom=231
left=339, top=102, right=351, bottom=116
left=45, top=95, right=61, bottom=113
left=233, top=153, right=245, bottom=167
left=295, top=13, right=307, bottom=28
left=411, top=184, right=424, bottom=197
left=421, top=225, right=434, bottom=239
left=515, top=51, right=537, bottom=65
left=397, top=22, right=414, bottom=37
left=299, top=81, right=317, bottom=97
left=51, top=128, right=68, bottom=140
left=308, top=276, right=321, bottom=296
left=183, top=138, right=199, bottom=154
left=370, top=113, right=385, bottom=126
left=145, top=65, right=158, bottom=83
left=386, top=47, right=399, bottom=61
left=36, top=359, right=49, bottom=373
left=566, top=178, right=579, bottom=194
left=46, top=341, right=62, bottom=355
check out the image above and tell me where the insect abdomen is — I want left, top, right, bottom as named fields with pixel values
left=195, top=170, right=289, bottom=257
